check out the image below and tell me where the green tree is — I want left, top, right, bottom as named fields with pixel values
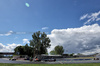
left=14, top=44, right=33, bottom=57
left=30, top=31, right=51, bottom=57
left=70, top=53, right=74, bottom=56
left=23, top=44, right=33, bottom=57
left=54, top=45, right=64, bottom=55
left=14, top=46, right=25, bottom=55
left=50, top=50, right=56, bottom=55
left=77, top=53, right=83, bottom=55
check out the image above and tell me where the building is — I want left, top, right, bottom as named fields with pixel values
left=0, top=52, right=14, bottom=58
left=94, top=53, right=100, bottom=60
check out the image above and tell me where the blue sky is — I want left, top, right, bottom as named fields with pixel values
left=1, top=0, right=100, bottom=54
left=1, top=0, right=100, bottom=32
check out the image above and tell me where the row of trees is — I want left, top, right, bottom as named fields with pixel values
left=14, top=31, right=64, bottom=57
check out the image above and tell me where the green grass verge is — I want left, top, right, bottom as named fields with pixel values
left=0, top=63, right=100, bottom=66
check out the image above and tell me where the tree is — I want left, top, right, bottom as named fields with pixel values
left=54, top=45, right=64, bottom=55
left=70, top=53, right=74, bottom=56
left=50, top=50, right=56, bottom=55
left=30, top=31, right=51, bottom=56
left=14, top=44, right=33, bottom=57
left=77, top=53, right=83, bottom=55
left=23, top=44, right=33, bottom=57
left=14, top=46, right=25, bottom=55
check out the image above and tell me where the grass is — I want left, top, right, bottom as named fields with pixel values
left=0, top=63, right=100, bottom=66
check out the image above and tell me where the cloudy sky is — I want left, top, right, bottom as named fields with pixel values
left=0, top=0, right=100, bottom=55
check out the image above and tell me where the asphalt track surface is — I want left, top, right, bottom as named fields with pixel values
left=0, top=58, right=100, bottom=64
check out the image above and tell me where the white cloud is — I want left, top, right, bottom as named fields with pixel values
left=42, top=27, right=49, bottom=30
left=5, top=31, right=13, bottom=36
left=23, top=39, right=30, bottom=44
left=80, top=11, right=100, bottom=25
left=0, top=31, right=27, bottom=36
left=0, top=43, right=21, bottom=52
left=48, top=24, right=100, bottom=55
left=16, top=32, right=26, bottom=34
left=80, top=14, right=88, bottom=20
left=0, top=31, right=13, bottom=36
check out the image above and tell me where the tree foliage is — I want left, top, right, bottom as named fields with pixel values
left=54, top=45, right=64, bottom=55
left=70, top=53, right=74, bottom=56
left=14, top=44, right=33, bottom=57
left=14, top=46, right=24, bottom=55
left=14, top=31, right=51, bottom=57
left=50, top=45, right=64, bottom=55
left=50, top=50, right=56, bottom=55
left=30, top=31, right=51, bottom=56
